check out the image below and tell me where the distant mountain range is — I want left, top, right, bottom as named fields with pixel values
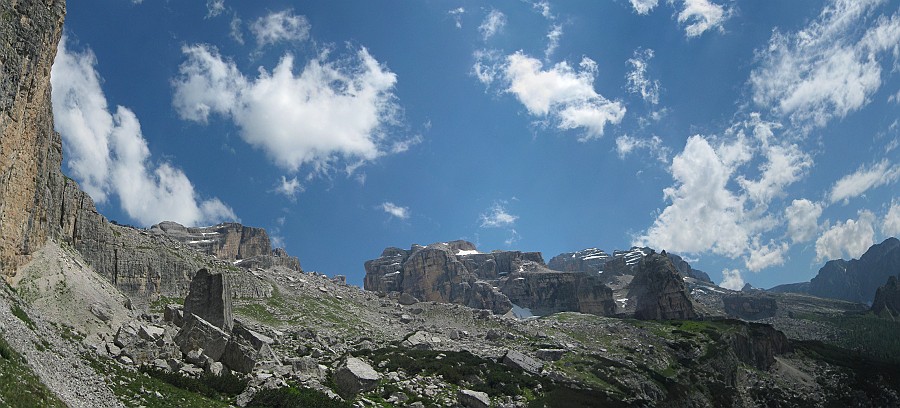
left=769, top=237, right=900, bottom=304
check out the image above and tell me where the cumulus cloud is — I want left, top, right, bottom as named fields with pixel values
left=636, top=135, right=749, bottom=257
left=51, top=36, right=236, bottom=227
left=448, top=7, right=465, bottom=29
left=206, top=0, right=225, bottom=19
left=785, top=199, right=823, bottom=243
left=738, top=144, right=812, bottom=207
left=719, top=269, right=744, bottom=290
left=250, top=9, right=311, bottom=48
left=746, top=239, right=788, bottom=272
left=172, top=43, right=401, bottom=174
left=626, top=48, right=660, bottom=105
left=381, top=202, right=410, bottom=220
left=750, top=0, right=900, bottom=130
left=480, top=203, right=518, bottom=228
left=816, top=210, right=877, bottom=261
left=885, top=199, right=900, bottom=237
left=501, top=52, right=626, bottom=140
left=274, top=176, right=303, bottom=199
left=479, top=9, right=506, bottom=41
left=677, top=0, right=728, bottom=38
left=629, top=0, right=659, bottom=15
left=829, top=159, right=900, bottom=204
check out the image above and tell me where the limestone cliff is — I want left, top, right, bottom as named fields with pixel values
left=629, top=251, right=697, bottom=320
left=0, top=0, right=66, bottom=275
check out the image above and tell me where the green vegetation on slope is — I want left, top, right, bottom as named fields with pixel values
left=0, top=334, right=66, bottom=408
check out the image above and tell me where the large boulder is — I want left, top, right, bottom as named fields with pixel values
left=184, top=268, right=234, bottom=332
left=174, top=315, right=230, bottom=361
left=334, top=357, right=381, bottom=397
left=502, top=350, right=543, bottom=375
left=458, top=389, right=491, bottom=408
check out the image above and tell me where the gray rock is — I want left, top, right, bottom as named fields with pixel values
left=535, top=349, right=565, bottom=361
left=185, top=349, right=206, bottom=366
left=334, top=357, right=381, bottom=397
left=233, top=323, right=274, bottom=350
left=400, top=314, right=413, bottom=324
left=207, top=361, right=225, bottom=377
left=290, top=356, right=325, bottom=380
left=89, top=303, right=112, bottom=322
left=403, top=331, right=435, bottom=350
left=114, top=322, right=141, bottom=349
left=458, top=389, right=491, bottom=408
left=183, top=268, right=234, bottom=332
left=138, top=325, right=165, bottom=342
left=174, top=315, right=230, bottom=361
left=163, top=304, right=185, bottom=327
left=502, top=350, right=543, bottom=375
left=222, top=337, right=275, bottom=374
left=399, top=293, right=419, bottom=305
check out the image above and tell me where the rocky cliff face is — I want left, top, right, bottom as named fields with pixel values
left=0, top=0, right=66, bottom=275
left=723, top=293, right=778, bottom=320
left=629, top=252, right=697, bottom=320
left=872, top=274, right=900, bottom=317
left=364, top=241, right=616, bottom=315
left=775, top=238, right=900, bottom=304
left=548, top=247, right=712, bottom=283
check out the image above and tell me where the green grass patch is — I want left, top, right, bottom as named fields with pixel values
left=139, top=366, right=248, bottom=399
left=248, top=386, right=352, bottom=408
left=85, top=357, right=233, bottom=408
left=150, top=296, right=184, bottom=313
left=11, top=304, right=36, bottom=329
left=0, top=334, right=66, bottom=407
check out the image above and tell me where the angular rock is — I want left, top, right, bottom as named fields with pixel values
left=232, top=322, right=274, bottom=350
left=138, top=325, right=165, bottom=342
left=206, top=361, right=225, bottom=377
left=535, top=349, right=566, bottom=361
left=630, top=252, right=697, bottom=320
left=89, top=303, right=112, bottom=322
left=458, top=389, right=491, bottom=408
left=399, top=292, right=419, bottom=305
left=502, top=350, right=543, bottom=375
left=334, top=357, right=381, bottom=397
left=163, top=304, right=185, bottom=327
left=183, top=268, right=234, bottom=332
left=221, top=338, right=273, bottom=374
left=174, top=315, right=230, bottom=361
left=290, top=356, right=326, bottom=380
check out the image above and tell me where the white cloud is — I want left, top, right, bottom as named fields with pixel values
left=206, top=0, right=225, bottom=19
left=719, top=269, right=744, bottom=290
left=503, top=52, right=626, bottom=140
left=381, top=202, right=410, bottom=220
left=472, top=49, right=502, bottom=86
left=629, top=0, right=659, bottom=15
left=274, top=176, right=303, bottom=199
left=816, top=210, right=877, bottom=261
left=739, top=143, right=812, bottom=206
left=505, top=228, right=522, bottom=246
left=745, top=238, right=788, bottom=272
left=448, top=7, right=465, bottom=29
left=545, top=24, right=563, bottom=60
left=250, top=9, right=311, bottom=48
left=626, top=48, right=660, bottom=105
left=479, top=9, right=506, bottom=41
left=785, top=199, right=823, bottom=243
left=885, top=199, right=900, bottom=237
left=533, top=1, right=553, bottom=19
left=677, top=0, right=728, bottom=37
left=750, top=0, right=900, bottom=130
left=615, top=135, right=669, bottom=163
left=172, top=44, right=401, bottom=174
left=480, top=203, right=518, bottom=228
left=636, top=135, right=748, bottom=257
left=51, top=37, right=236, bottom=227
left=829, top=159, right=900, bottom=204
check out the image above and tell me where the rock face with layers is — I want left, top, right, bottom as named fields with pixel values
left=630, top=252, right=697, bottom=320
left=149, top=222, right=301, bottom=271
left=723, top=293, right=778, bottom=320
left=549, top=247, right=713, bottom=283
left=365, top=240, right=618, bottom=316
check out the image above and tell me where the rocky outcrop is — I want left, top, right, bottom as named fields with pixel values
left=727, top=322, right=791, bottom=370
left=500, top=270, right=616, bottom=315
left=334, top=357, right=381, bottom=397
left=630, top=252, right=696, bottom=320
left=548, top=247, right=712, bottom=283
left=0, top=0, right=66, bottom=275
left=666, top=253, right=713, bottom=283
left=871, top=275, right=900, bottom=317
left=773, top=238, right=900, bottom=304
left=364, top=242, right=516, bottom=314
left=723, top=293, right=778, bottom=320
left=183, top=268, right=233, bottom=332
left=547, top=248, right=611, bottom=272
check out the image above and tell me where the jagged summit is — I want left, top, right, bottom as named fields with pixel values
left=548, top=246, right=713, bottom=283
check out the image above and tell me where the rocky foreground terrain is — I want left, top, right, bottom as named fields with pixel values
left=3, top=1, right=900, bottom=407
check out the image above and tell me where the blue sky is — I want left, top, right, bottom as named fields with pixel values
left=52, top=0, right=900, bottom=289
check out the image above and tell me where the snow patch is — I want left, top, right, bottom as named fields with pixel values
left=456, top=249, right=481, bottom=256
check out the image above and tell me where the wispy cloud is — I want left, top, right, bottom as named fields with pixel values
left=250, top=9, right=311, bottom=48
left=381, top=202, right=410, bottom=220
left=205, top=0, right=225, bottom=19
left=677, top=0, right=728, bottom=38
left=626, top=48, right=660, bottom=105
left=828, top=159, right=900, bottom=204
left=480, top=203, right=518, bottom=228
left=479, top=9, right=506, bottom=41
left=274, top=176, right=303, bottom=199
left=448, top=7, right=465, bottom=29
